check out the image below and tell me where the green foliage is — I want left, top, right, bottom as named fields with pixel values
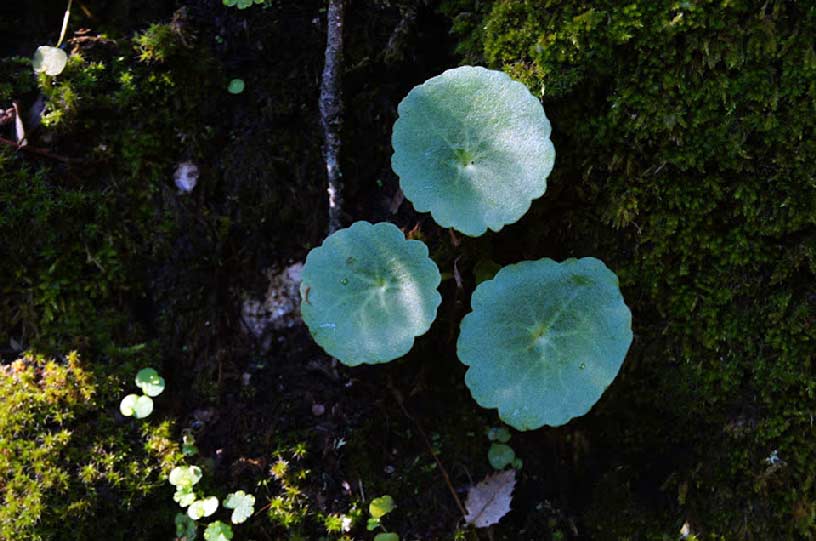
left=300, top=221, right=442, bottom=366
left=0, top=352, right=182, bottom=540
left=119, top=393, right=154, bottom=418
left=391, top=66, right=555, bottom=236
left=176, top=513, right=199, bottom=541
left=0, top=19, right=219, bottom=353
left=458, top=258, right=632, bottom=429
left=222, top=0, right=266, bottom=9
left=188, top=496, right=219, bottom=520
left=224, top=490, right=255, bottom=524
left=487, top=443, right=515, bottom=470
left=369, top=496, right=395, bottom=520
left=135, top=367, right=166, bottom=397
left=443, top=0, right=816, bottom=536
left=32, top=46, right=68, bottom=76
left=227, top=78, right=245, bottom=94
left=204, top=520, right=233, bottom=541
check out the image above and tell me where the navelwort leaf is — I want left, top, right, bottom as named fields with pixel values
left=224, top=490, right=255, bottom=524
left=174, top=486, right=197, bottom=507
left=203, top=521, right=233, bottom=541
left=32, top=46, right=68, bottom=76
left=300, top=221, right=441, bottom=365
left=458, top=258, right=633, bottom=430
left=135, top=367, right=165, bottom=397
left=169, top=465, right=203, bottom=488
left=187, top=496, right=219, bottom=520
left=119, top=393, right=153, bottom=419
left=487, top=443, right=515, bottom=470
left=392, top=66, right=555, bottom=237
left=175, top=513, right=198, bottom=541
left=369, top=495, right=395, bottom=519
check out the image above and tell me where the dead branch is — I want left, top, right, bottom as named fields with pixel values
left=319, top=0, right=345, bottom=234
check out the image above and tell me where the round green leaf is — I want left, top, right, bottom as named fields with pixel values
left=369, top=495, right=395, bottom=519
left=488, top=443, right=516, bottom=470
left=174, top=486, right=197, bottom=507
left=119, top=394, right=139, bottom=417
left=132, top=395, right=154, bottom=419
left=188, top=496, right=219, bottom=520
left=227, top=78, right=245, bottom=94
left=457, top=257, right=633, bottom=430
left=204, top=521, right=233, bottom=541
left=487, top=427, right=511, bottom=443
left=391, top=66, right=555, bottom=237
left=135, top=367, right=165, bottom=397
left=175, top=513, right=198, bottom=540
left=169, top=465, right=203, bottom=488
left=224, top=490, right=255, bottom=524
left=32, top=46, right=68, bottom=76
left=300, top=221, right=441, bottom=366
left=374, top=534, right=400, bottom=541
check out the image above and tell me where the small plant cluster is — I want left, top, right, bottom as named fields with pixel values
left=119, top=367, right=166, bottom=419
left=169, top=433, right=256, bottom=541
left=0, top=352, right=182, bottom=540
left=222, top=0, right=266, bottom=9
left=301, top=66, right=633, bottom=431
left=367, top=495, right=399, bottom=541
left=486, top=427, right=522, bottom=471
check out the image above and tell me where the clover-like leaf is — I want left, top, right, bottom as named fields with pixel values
left=486, top=427, right=511, bottom=443
left=224, top=490, right=255, bottom=524
left=203, top=521, right=233, bottom=541
left=188, top=496, right=219, bottom=520
left=374, top=534, right=400, bottom=541
left=175, top=513, right=198, bottom=541
left=369, top=495, right=396, bottom=519
left=169, top=465, right=203, bottom=488
left=122, top=394, right=153, bottom=419
left=458, top=257, right=633, bottom=430
left=488, top=443, right=516, bottom=470
left=227, top=78, right=245, bottom=94
left=174, top=486, right=197, bottom=507
left=392, top=66, right=555, bottom=237
left=300, top=221, right=441, bottom=366
left=135, top=367, right=165, bottom=397
left=119, top=394, right=139, bottom=417
left=32, top=46, right=68, bottom=76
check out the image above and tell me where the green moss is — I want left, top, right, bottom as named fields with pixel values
left=443, top=0, right=816, bottom=537
left=0, top=352, right=182, bottom=541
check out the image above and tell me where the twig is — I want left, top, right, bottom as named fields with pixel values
left=57, top=0, right=74, bottom=47
left=389, top=382, right=468, bottom=519
left=0, top=136, right=73, bottom=163
left=319, top=0, right=345, bottom=234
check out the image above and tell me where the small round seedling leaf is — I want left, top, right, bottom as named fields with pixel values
left=188, top=496, right=219, bottom=520
left=392, top=66, right=555, bottom=236
left=174, top=486, right=197, bottom=507
left=458, top=258, right=633, bottom=430
left=227, top=78, right=245, bottom=94
left=119, top=393, right=139, bottom=417
left=300, top=222, right=441, bottom=366
left=224, top=490, right=255, bottom=524
left=33, top=46, right=68, bottom=76
left=374, top=534, right=400, bottom=541
left=133, top=395, right=154, bottom=419
left=488, top=443, right=516, bottom=470
left=169, top=465, right=203, bottom=488
left=135, top=367, right=165, bottom=397
left=369, top=495, right=395, bottom=519
left=175, top=513, right=198, bottom=540
left=204, top=521, right=233, bottom=541
left=487, top=427, right=511, bottom=443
